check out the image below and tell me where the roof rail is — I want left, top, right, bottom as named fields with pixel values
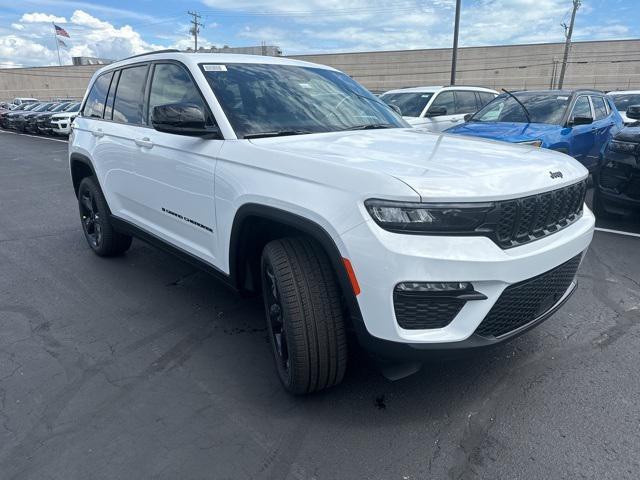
left=120, top=49, right=181, bottom=62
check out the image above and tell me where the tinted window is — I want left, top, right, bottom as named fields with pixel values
left=148, top=63, right=208, bottom=123
left=477, top=92, right=496, bottom=107
left=591, top=96, right=608, bottom=120
left=83, top=72, right=113, bottom=119
left=104, top=70, right=120, bottom=120
left=454, top=91, right=478, bottom=114
left=429, top=91, right=455, bottom=115
left=112, top=65, right=148, bottom=124
left=571, top=96, right=591, bottom=120
left=379, top=92, right=433, bottom=117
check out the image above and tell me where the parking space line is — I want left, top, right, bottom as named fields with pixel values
left=595, top=227, right=640, bottom=238
left=0, top=129, right=68, bottom=144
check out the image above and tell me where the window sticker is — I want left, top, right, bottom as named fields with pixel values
left=203, top=64, right=227, bottom=72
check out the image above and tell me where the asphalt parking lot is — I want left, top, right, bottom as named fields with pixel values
left=1, top=130, right=639, bottom=480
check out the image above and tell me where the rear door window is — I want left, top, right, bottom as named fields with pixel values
left=112, top=65, right=149, bottom=125
left=454, top=91, right=478, bottom=114
left=83, top=72, right=113, bottom=119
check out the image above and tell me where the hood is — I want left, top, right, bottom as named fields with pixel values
left=445, top=121, right=560, bottom=144
left=248, top=128, right=587, bottom=202
left=403, top=117, right=427, bottom=126
left=52, top=112, right=77, bottom=119
left=614, top=125, right=640, bottom=143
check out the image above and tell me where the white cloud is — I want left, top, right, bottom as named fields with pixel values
left=0, top=35, right=58, bottom=67
left=0, top=9, right=166, bottom=67
left=20, top=12, right=66, bottom=23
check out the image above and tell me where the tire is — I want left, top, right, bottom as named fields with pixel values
left=77, top=176, right=132, bottom=256
left=261, top=237, right=347, bottom=394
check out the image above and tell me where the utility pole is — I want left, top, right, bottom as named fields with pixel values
left=188, top=11, right=204, bottom=51
left=450, top=0, right=462, bottom=85
left=557, top=0, right=580, bottom=89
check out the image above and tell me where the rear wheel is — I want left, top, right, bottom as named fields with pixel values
left=77, top=176, right=132, bottom=256
left=261, top=237, right=347, bottom=394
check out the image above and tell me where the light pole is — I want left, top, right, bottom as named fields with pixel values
left=450, top=0, right=462, bottom=85
left=558, top=0, right=581, bottom=89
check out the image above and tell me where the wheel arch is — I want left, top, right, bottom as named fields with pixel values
left=229, top=203, right=362, bottom=322
left=69, top=153, right=97, bottom=195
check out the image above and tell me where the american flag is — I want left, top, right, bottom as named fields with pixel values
left=54, top=24, right=70, bottom=38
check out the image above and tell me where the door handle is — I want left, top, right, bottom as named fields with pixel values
left=135, top=137, right=153, bottom=149
left=91, top=128, right=104, bottom=138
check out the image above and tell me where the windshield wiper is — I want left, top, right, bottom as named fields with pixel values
left=502, top=88, right=532, bottom=124
left=244, top=130, right=313, bottom=139
left=343, top=123, right=396, bottom=131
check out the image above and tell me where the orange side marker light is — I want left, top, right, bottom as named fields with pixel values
left=342, top=258, right=361, bottom=296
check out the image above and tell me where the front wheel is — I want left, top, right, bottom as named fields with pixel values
left=261, top=237, right=347, bottom=394
left=77, top=176, right=132, bottom=256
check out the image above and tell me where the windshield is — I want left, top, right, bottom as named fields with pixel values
left=201, top=63, right=406, bottom=138
left=31, top=103, right=53, bottom=112
left=472, top=92, right=570, bottom=125
left=379, top=92, right=434, bottom=117
left=610, top=94, right=640, bottom=112
left=50, top=103, right=70, bottom=112
left=64, top=102, right=81, bottom=112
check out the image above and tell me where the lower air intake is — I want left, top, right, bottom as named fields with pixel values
left=474, top=254, right=581, bottom=338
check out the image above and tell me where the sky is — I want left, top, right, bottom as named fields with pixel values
left=0, top=0, right=638, bottom=67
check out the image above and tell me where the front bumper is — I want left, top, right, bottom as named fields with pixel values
left=342, top=206, right=594, bottom=350
left=597, top=151, right=640, bottom=213
left=51, top=120, right=71, bottom=135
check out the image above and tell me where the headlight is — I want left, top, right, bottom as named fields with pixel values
left=517, top=139, right=543, bottom=147
left=364, top=199, right=495, bottom=233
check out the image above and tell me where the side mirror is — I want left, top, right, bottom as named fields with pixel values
left=570, top=115, right=593, bottom=126
left=464, top=113, right=473, bottom=122
left=426, top=106, right=447, bottom=117
left=626, top=105, right=640, bottom=120
left=151, top=103, right=220, bottom=138
left=387, top=103, right=402, bottom=116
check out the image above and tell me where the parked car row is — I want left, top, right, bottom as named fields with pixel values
left=382, top=85, right=640, bottom=217
left=0, top=99, right=80, bottom=136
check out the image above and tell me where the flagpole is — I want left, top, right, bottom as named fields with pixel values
left=53, top=22, right=61, bottom=66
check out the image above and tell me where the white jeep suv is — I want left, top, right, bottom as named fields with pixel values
left=380, top=85, right=498, bottom=131
left=69, top=51, right=594, bottom=394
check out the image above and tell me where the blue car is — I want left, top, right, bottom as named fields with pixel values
left=445, top=89, right=624, bottom=171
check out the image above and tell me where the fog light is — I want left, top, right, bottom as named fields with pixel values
left=395, top=282, right=472, bottom=292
